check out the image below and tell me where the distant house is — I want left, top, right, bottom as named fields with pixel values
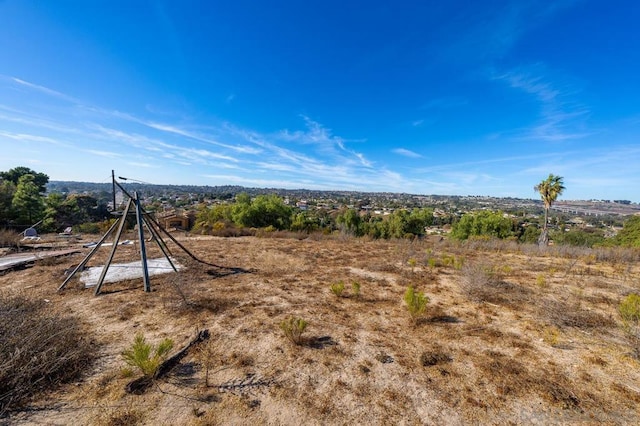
left=156, top=209, right=195, bottom=231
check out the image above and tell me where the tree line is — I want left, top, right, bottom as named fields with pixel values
left=2, top=167, right=639, bottom=248
left=0, top=166, right=110, bottom=232
left=193, top=193, right=438, bottom=239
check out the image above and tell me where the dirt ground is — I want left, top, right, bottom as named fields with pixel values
left=2, top=233, right=640, bottom=425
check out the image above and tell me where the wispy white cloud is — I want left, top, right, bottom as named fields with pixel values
left=0, top=130, right=67, bottom=146
left=84, top=149, right=123, bottom=159
left=126, top=162, right=159, bottom=168
left=493, top=64, right=590, bottom=142
left=4, top=76, right=81, bottom=104
left=132, top=119, right=263, bottom=155
left=415, top=152, right=565, bottom=174
left=279, top=115, right=373, bottom=167
left=393, top=148, right=422, bottom=158
left=445, top=1, right=579, bottom=63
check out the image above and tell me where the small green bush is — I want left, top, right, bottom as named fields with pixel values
left=279, top=317, right=308, bottom=345
left=408, top=258, right=417, bottom=270
left=619, top=294, right=640, bottom=324
left=453, top=256, right=465, bottom=270
left=330, top=281, right=345, bottom=297
left=75, top=221, right=101, bottom=234
left=351, top=281, right=361, bottom=298
left=404, top=286, right=429, bottom=323
left=121, top=333, right=174, bottom=378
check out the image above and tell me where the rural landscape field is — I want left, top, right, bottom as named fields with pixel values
left=2, top=230, right=640, bottom=425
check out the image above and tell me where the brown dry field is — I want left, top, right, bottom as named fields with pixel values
left=2, top=232, right=640, bottom=425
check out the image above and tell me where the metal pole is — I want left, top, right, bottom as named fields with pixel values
left=94, top=197, right=133, bottom=296
left=135, top=192, right=151, bottom=292
left=112, top=170, right=116, bottom=212
left=58, top=218, right=121, bottom=291
left=142, top=214, right=177, bottom=272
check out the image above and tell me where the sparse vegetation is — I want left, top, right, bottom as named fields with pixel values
left=351, top=281, right=361, bottom=298
left=619, top=293, right=640, bottom=324
left=279, top=316, right=308, bottom=345
left=121, top=333, right=174, bottom=378
left=2, top=227, right=640, bottom=424
left=542, top=326, right=561, bottom=346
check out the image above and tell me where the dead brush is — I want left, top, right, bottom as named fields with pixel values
left=0, top=228, right=20, bottom=248
left=476, top=350, right=582, bottom=409
left=540, top=299, right=615, bottom=330
left=0, top=293, right=96, bottom=415
left=459, top=262, right=532, bottom=307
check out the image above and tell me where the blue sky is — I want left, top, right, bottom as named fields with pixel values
left=1, top=1, right=639, bottom=201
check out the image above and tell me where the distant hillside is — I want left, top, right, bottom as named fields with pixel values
left=47, top=181, right=639, bottom=216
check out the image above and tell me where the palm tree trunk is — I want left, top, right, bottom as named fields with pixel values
left=538, top=207, right=549, bottom=246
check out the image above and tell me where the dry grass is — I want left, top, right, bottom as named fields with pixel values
left=1, top=234, right=640, bottom=424
left=0, top=292, right=97, bottom=415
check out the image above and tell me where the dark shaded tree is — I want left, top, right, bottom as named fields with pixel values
left=0, top=180, right=16, bottom=226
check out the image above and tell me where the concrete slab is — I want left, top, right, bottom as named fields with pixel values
left=80, top=257, right=183, bottom=287
left=0, top=249, right=81, bottom=272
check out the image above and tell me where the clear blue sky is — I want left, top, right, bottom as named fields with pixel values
left=1, top=1, right=639, bottom=201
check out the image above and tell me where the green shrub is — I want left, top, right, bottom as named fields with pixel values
left=351, top=281, right=361, bottom=298
left=408, top=258, right=417, bottom=270
left=536, top=274, right=547, bottom=288
left=619, top=294, right=640, bottom=324
left=330, top=281, right=345, bottom=297
left=404, top=286, right=429, bottom=323
left=76, top=221, right=101, bottom=234
left=453, top=256, right=465, bottom=270
left=279, top=317, right=308, bottom=345
left=427, top=258, right=438, bottom=269
left=121, top=333, right=174, bottom=378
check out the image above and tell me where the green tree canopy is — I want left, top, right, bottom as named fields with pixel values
left=12, top=174, right=45, bottom=225
left=451, top=210, right=516, bottom=240
left=0, top=167, right=49, bottom=194
left=612, top=216, right=640, bottom=248
left=336, top=208, right=363, bottom=236
left=231, top=193, right=293, bottom=230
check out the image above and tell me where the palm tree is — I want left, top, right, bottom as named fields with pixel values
left=534, top=174, right=565, bottom=246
